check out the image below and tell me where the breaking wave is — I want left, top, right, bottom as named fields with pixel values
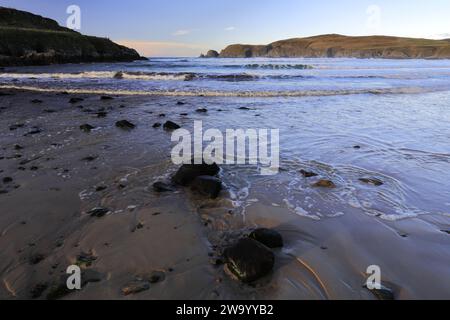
left=0, top=84, right=442, bottom=97
left=224, top=64, right=313, bottom=70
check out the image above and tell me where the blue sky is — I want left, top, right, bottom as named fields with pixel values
left=1, top=0, right=450, bottom=56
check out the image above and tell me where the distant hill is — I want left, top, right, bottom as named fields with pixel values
left=218, top=34, right=450, bottom=59
left=0, top=7, right=145, bottom=66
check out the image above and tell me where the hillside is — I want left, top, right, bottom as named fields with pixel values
left=0, top=7, right=144, bottom=66
left=219, top=34, right=450, bottom=59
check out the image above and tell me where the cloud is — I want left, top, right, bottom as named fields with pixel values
left=115, top=40, right=207, bottom=57
left=225, top=26, right=236, bottom=31
left=172, top=29, right=191, bottom=36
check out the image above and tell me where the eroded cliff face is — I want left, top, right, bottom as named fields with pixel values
left=219, top=34, right=450, bottom=59
left=0, top=7, right=145, bottom=66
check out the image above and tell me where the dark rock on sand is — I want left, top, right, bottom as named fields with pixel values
left=24, top=127, right=42, bottom=136
left=365, top=284, right=395, bottom=300
left=95, top=185, right=107, bottom=192
left=79, top=124, right=95, bottom=132
left=313, top=179, right=336, bottom=188
left=14, top=144, right=24, bottom=150
left=152, top=123, right=162, bottom=128
left=29, top=253, right=46, bottom=265
left=2, top=177, right=13, bottom=183
left=159, top=113, right=166, bottom=117
left=116, top=120, right=136, bottom=130
left=196, top=108, right=208, bottom=113
left=191, top=176, right=222, bottom=199
left=96, top=111, right=108, bottom=118
left=238, top=107, right=251, bottom=110
left=172, top=161, right=220, bottom=186
left=82, top=269, right=104, bottom=285
left=46, top=283, right=71, bottom=300
left=69, top=97, right=84, bottom=104
left=9, top=123, right=25, bottom=131
left=87, top=207, right=110, bottom=218
left=359, top=178, right=384, bottom=186
left=300, top=169, right=318, bottom=178
left=31, top=99, right=43, bottom=104
left=176, top=101, right=186, bottom=105
left=148, top=271, right=166, bottom=284
left=249, top=228, right=284, bottom=248
left=45, top=269, right=103, bottom=300
left=82, top=155, right=98, bottom=162
left=100, top=95, right=114, bottom=100
left=76, top=251, right=97, bottom=267
left=121, top=279, right=150, bottom=296
left=163, top=121, right=181, bottom=131
left=30, top=282, right=48, bottom=299
left=224, top=238, right=275, bottom=283
left=153, top=181, right=174, bottom=193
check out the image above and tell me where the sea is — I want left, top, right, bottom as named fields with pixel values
left=1, top=57, right=450, bottom=221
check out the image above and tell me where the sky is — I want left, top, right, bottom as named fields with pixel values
left=1, top=0, right=450, bottom=56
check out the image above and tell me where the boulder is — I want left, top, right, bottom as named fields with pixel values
left=2, top=177, right=13, bottom=183
left=153, top=181, right=174, bottom=193
left=191, top=176, right=222, bottom=198
left=359, top=178, right=384, bottom=186
left=249, top=228, right=283, bottom=248
left=116, top=120, right=136, bottom=130
left=121, top=280, right=150, bottom=296
left=163, top=121, right=181, bottom=131
left=113, top=71, right=124, bottom=79
left=79, top=124, right=95, bottom=132
left=313, top=179, right=336, bottom=188
left=87, top=207, right=110, bottom=218
left=365, top=284, right=395, bottom=300
left=300, top=169, right=318, bottom=178
left=24, top=127, right=42, bottom=136
left=172, top=161, right=220, bottom=186
left=224, top=238, right=275, bottom=283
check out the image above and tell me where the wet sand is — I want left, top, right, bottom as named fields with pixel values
left=0, top=89, right=449, bottom=300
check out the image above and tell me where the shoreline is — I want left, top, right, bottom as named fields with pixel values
left=0, top=89, right=449, bottom=299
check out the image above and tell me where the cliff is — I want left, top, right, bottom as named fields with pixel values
left=0, top=7, right=145, bottom=66
left=219, top=34, right=450, bottom=59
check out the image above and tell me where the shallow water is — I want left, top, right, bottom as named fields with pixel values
left=2, top=58, right=450, bottom=222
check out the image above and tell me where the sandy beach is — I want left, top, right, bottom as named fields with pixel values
left=1, top=88, right=449, bottom=300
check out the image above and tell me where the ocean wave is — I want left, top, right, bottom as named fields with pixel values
left=224, top=64, right=313, bottom=70
left=7, top=70, right=444, bottom=82
left=0, top=84, right=443, bottom=97
left=0, top=71, right=277, bottom=82
left=0, top=71, right=192, bottom=81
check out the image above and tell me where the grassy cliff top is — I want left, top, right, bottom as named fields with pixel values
left=0, top=7, right=73, bottom=32
left=0, top=7, right=143, bottom=66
